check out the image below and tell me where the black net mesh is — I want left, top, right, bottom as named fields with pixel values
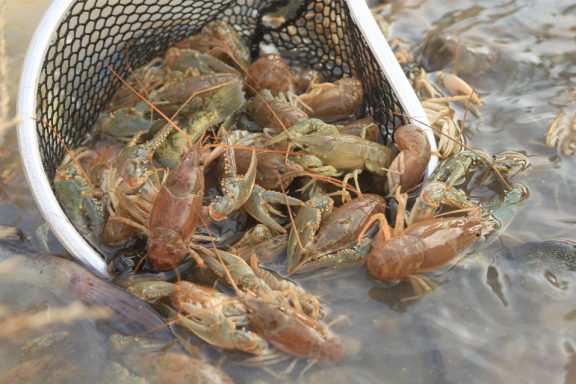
left=36, top=0, right=405, bottom=179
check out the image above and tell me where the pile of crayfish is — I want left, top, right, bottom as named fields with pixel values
left=53, top=20, right=529, bottom=368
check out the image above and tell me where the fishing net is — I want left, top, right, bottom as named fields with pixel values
left=20, top=0, right=434, bottom=276
left=35, top=0, right=405, bottom=179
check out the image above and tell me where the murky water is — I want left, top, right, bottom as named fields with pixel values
left=1, top=0, right=575, bottom=383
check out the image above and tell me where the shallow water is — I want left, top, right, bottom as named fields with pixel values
left=1, top=0, right=53, bottom=239
left=1, top=0, right=576, bottom=383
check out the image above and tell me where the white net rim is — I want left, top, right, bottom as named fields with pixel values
left=17, top=0, right=437, bottom=278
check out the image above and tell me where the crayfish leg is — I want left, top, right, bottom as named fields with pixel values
left=393, top=187, right=408, bottom=235
left=341, top=169, right=363, bottom=197
left=186, top=246, right=206, bottom=268
left=401, top=275, right=439, bottom=302
left=357, top=213, right=391, bottom=243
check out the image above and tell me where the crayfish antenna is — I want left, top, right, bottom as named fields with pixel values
left=277, top=174, right=302, bottom=251
left=41, top=119, right=93, bottom=188
left=195, top=213, right=242, bottom=295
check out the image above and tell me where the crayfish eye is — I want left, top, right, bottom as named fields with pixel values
left=278, top=167, right=286, bottom=175
left=198, top=159, right=205, bottom=166
left=302, top=143, right=310, bottom=150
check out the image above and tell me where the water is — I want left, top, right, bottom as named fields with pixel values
left=2, top=0, right=576, bottom=383
left=1, top=0, right=52, bottom=237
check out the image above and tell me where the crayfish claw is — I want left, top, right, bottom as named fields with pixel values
left=209, top=147, right=257, bottom=221
left=243, top=185, right=303, bottom=234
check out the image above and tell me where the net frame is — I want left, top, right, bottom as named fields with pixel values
left=18, top=0, right=436, bottom=278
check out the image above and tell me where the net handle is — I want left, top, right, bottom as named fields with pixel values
left=345, top=0, right=439, bottom=178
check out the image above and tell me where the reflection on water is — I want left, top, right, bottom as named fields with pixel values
left=1, top=0, right=576, bottom=382
left=0, top=239, right=234, bottom=383
left=0, top=240, right=179, bottom=383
